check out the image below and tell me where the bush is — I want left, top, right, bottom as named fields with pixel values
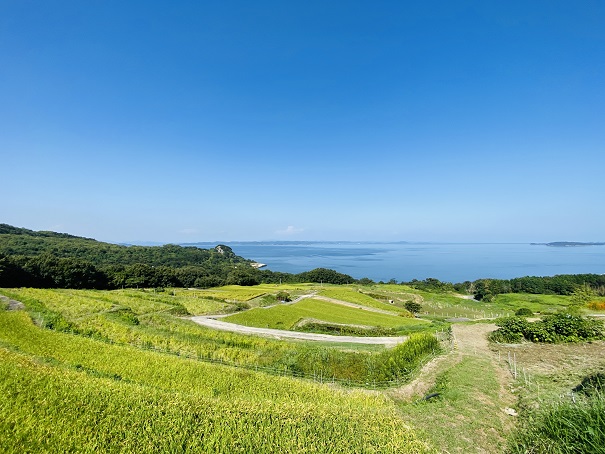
left=490, top=313, right=605, bottom=344
left=275, top=291, right=291, bottom=302
left=404, top=301, right=422, bottom=314
left=588, top=300, right=605, bottom=311
left=489, top=317, right=529, bottom=343
left=515, top=307, right=533, bottom=317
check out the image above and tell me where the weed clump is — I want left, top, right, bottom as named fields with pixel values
left=509, top=375, right=605, bottom=453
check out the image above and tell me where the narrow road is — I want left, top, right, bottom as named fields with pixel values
left=190, top=316, right=408, bottom=346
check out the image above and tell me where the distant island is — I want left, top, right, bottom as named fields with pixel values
left=531, top=242, right=605, bottom=247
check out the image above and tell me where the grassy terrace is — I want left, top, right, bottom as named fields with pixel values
left=1, top=281, right=601, bottom=453
left=222, top=297, right=428, bottom=332
left=0, top=287, right=441, bottom=385
left=0, top=310, right=431, bottom=453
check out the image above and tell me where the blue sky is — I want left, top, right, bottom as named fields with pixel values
left=1, top=1, right=604, bottom=243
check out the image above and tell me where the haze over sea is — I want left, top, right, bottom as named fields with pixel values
left=185, top=242, right=605, bottom=283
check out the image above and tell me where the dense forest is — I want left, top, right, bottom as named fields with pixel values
left=0, top=224, right=354, bottom=288
left=1, top=224, right=604, bottom=296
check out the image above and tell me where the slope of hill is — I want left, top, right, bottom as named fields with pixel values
left=0, top=223, right=245, bottom=267
left=0, top=223, right=259, bottom=289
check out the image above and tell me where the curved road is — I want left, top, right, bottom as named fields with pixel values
left=190, top=316, right=408, bottom=346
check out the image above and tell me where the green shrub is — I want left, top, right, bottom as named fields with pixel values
left=514, top=307, right=533, bottom=317
left=489, top=317, right=529, bottom=343
left=490, top=313, right=605, bottom=344
left=404, top=301, right=422, bottom=314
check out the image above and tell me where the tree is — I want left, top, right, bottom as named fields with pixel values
left=358, top=277, right=374, bottom=286
left=571, top=284, right=596, bottom=307
left=404, top=301, right=423, bottom=315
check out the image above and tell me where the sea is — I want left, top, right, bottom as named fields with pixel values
left=183, top=242, right=605, bottom=283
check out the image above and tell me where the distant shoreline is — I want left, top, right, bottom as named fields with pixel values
left=530, top=242, right=605, bottom=247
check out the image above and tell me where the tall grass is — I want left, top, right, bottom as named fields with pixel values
left=508, top=393, right=605, bottom=453
left=0, top=310, right=431, bottom=453
left=1, top=288, right=441, bottom=387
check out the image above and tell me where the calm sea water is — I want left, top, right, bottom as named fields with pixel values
left=186, top=242, right=605, bottom=283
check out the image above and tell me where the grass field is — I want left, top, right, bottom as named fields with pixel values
left=222, top=297, right=428, bottom=332
left=0, top=287, right=440, bottom=385
left=1, top=282, right=600, bottom=452
left=0, top=310, right=431, bottom=453
left=317, top=287, right=402, bottom=311
left=396, top=356, right=514, bottom=452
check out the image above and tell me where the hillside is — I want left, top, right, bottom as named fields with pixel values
left=0, top=224, right=357, bottom=289
left=0, top=223, right=245, bottom=267
left=0, top=224, right=261, bottom=289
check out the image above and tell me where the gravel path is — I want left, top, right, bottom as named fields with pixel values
left=190, top=316, right=408, bottom=346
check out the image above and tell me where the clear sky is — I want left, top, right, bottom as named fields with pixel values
left=2, top=1, right=604, bottom=243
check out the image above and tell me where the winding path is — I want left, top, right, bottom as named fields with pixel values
left=190, top=316, right=408, bottom=346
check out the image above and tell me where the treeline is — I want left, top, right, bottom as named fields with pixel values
left=471, top=275, right=605, bottom=301
left=2, top=224, right=604, bottom=294
left=405, top=275, right=605, bottom=300
left=0, top=254, right=357, bottom=289
left=0, top=225, right=356, bottom=289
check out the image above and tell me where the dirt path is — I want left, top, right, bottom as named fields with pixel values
left=190, top=316, right=408, bottom=346
left=393, top=323, right=510, bottom=400
left=190, top=293, right=406, bottom=345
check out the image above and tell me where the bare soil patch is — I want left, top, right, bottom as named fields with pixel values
left=0, top=296, right=25, bottom=311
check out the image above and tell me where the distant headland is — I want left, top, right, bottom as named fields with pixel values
left=531, top=242, right=605, bottom=247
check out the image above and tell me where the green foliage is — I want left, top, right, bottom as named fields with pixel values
left=296, top=268, right=355, bottom=285
left=406, top=278, right=455, bottom=293
left=571, top=283, right=597, bottom=307
left=514, top=307, right=533, bottom=316
left=490, top=313, right=605, bottom=343
left=489, top=317, right=529, bottom=343
left=377, top=333, right=440, bottom=382
left=0, top=225, right=258, bottom=290
left=508, top=393, right=605, bottom=453
left=405, top=301, right=423, bottom=314
left=223, top=298, right=428, bottom=332
left=296, top=322, right=396, bottom=337
left=233, top=302, right=250, bottom=311
left=276, top=290, right=291, bottom=302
